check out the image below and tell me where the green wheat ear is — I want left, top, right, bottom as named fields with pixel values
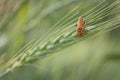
left=0, top=0, right=120, bottom=78
left=0, top=25, right=97, bottom=78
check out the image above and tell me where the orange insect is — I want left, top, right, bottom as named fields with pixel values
left=76, top=16, right=85, bottom=37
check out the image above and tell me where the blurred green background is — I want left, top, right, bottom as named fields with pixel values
left=0, top=0, right=120, bottom=80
